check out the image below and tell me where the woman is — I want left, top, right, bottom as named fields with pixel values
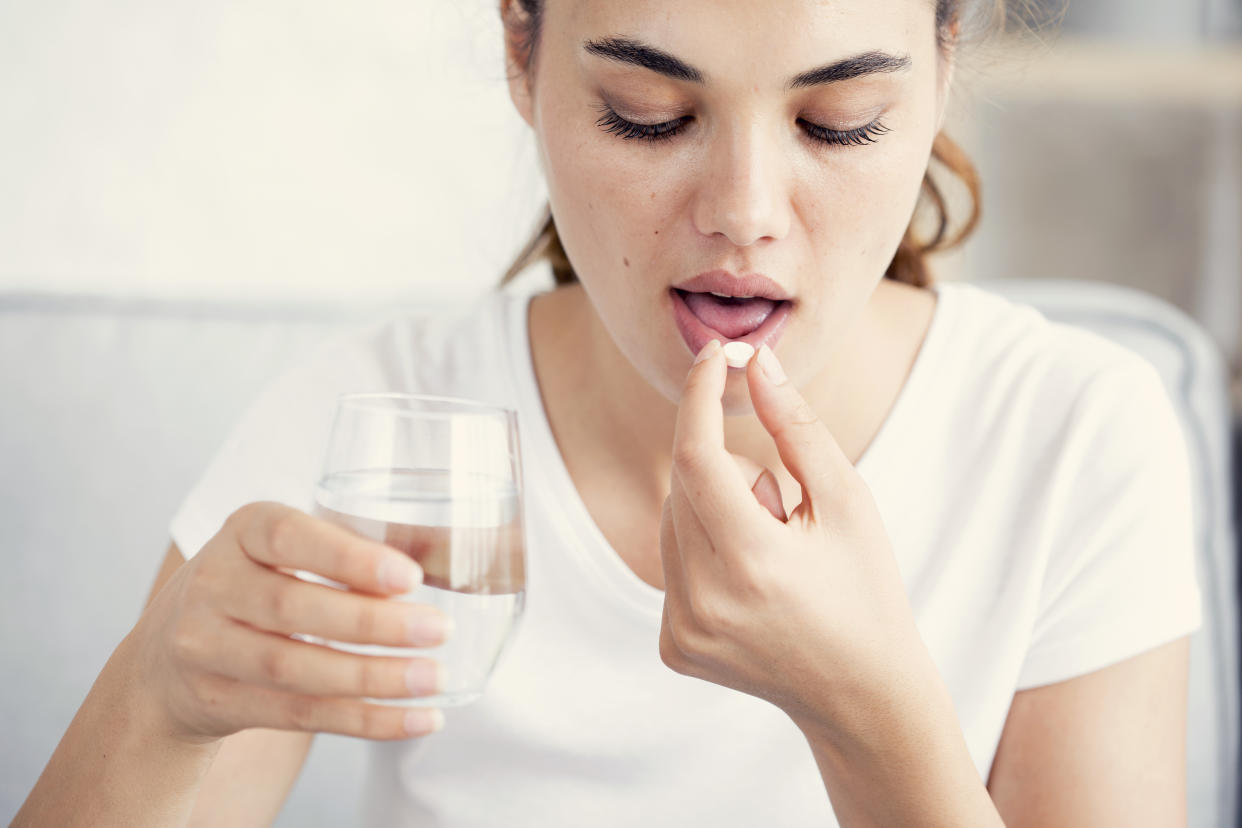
left=17, top=0, right=1202, bottom=825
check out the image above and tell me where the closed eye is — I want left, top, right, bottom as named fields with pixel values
left=593, top=104, right=891, bottom=148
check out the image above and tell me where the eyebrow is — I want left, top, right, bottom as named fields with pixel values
left=582, top=37, right=911, bottom=90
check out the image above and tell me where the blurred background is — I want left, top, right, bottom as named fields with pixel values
left=2, top=0, right=1240, bottom=824
left=945, top=0, right=1242, bottom=415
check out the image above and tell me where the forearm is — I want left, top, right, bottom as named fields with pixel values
left=793, top=647, right=1004, bottom=828
left=14, top=634, right=221, bottom=828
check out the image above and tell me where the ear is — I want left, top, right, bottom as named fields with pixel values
left=501, top=0, right=536, bottom=129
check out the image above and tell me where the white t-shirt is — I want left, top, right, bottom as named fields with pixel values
left=170, top=280, right=1203, bottom=827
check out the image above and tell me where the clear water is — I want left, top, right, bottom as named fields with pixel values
left=309, top=468, right=526, bottom=707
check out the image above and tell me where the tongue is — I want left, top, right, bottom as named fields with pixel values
left=683, top=292, right=779, bottom=339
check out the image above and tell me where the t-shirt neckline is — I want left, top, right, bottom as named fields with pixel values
left=504, top=282, right=956, bottom=616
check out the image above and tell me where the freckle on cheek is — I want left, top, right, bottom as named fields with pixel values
left=654, top=230, right=659, bottom=235
left=623, top=257, right=630, bottom=267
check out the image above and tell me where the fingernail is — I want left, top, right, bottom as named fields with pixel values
left=406, top=610, right=453, bottom=645
left=405, top=708, right=445, bottom=736
left=756, top=344, right=787, bottom=384
left=694, top=339, right=722, bottom=365
left=379, top=553, right=421, bottom=593
left=405, top=660, right=444, bottom=695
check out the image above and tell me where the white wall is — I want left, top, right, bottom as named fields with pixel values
left=0, top=0, right=550, bottom=304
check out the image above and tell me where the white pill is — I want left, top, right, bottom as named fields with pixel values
left=722, top=341, right=755, bottom=368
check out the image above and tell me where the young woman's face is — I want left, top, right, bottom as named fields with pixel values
left=508, top=0, right=951, bottom=410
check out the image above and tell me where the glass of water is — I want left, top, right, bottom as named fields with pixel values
left=308, top=392, right=526, bottom=708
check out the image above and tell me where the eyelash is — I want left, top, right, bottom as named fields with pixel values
left=593, top=104, right=891, bottom=148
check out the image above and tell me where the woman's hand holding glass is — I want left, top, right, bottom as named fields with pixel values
left=129, top=502, right=451, bottom=744
left=126, top=392, right=524, bottom=746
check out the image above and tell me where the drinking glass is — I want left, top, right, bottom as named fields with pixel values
left=307, top=392, right=526, bottom=708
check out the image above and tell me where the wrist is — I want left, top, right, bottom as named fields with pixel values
left=14, top=632, right=221, bottom=828
left=788, top=619, right=943, bottom=748
left=111, top=628, right=223, bottom=753
left=788, top=644, right=1001, bottom=828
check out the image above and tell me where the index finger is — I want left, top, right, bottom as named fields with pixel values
left=231, top=502, right=423, bottom=596
left=671, top=341, right=762, bottom=536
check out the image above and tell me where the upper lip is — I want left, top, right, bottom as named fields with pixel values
left=673, top=271, right=792, bottom=302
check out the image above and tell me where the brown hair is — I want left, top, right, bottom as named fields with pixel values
left=497, top=0, right=1014, bottom=290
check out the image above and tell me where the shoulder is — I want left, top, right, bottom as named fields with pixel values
left=293, top=288, right=524, bottom=394
left=209, top=289, right=526, bottom=446
left=928, top=281, right=1182, bottom=482
left=942, top=280, right=1152, bottom=379
left=937, top=280, right=1166, bottom=411
left=169, top=290, right=530, bottom=558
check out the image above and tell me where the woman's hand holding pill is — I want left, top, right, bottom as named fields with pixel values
left=658, top=338, right=941, bottom=743
left=120, top=502, right=451, bottom=744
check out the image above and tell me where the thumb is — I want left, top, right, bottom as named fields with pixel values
left=745, top=343, right=852, bottom=512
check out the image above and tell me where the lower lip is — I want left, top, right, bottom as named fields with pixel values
left=670, top=289, right=793, bottom=368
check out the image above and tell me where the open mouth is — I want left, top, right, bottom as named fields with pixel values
left=670, top=288, right=793, bottom=364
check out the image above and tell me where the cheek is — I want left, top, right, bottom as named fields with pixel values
left=539, top=111, right=674, bottom=273
left=536, top=105, right=675, bottom=352
left=799, top=136, right=931, bottom=273
left=786, top=134, right=933, bottom=348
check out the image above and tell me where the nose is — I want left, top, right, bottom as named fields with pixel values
left=692, top=118, right=792, bottom=247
